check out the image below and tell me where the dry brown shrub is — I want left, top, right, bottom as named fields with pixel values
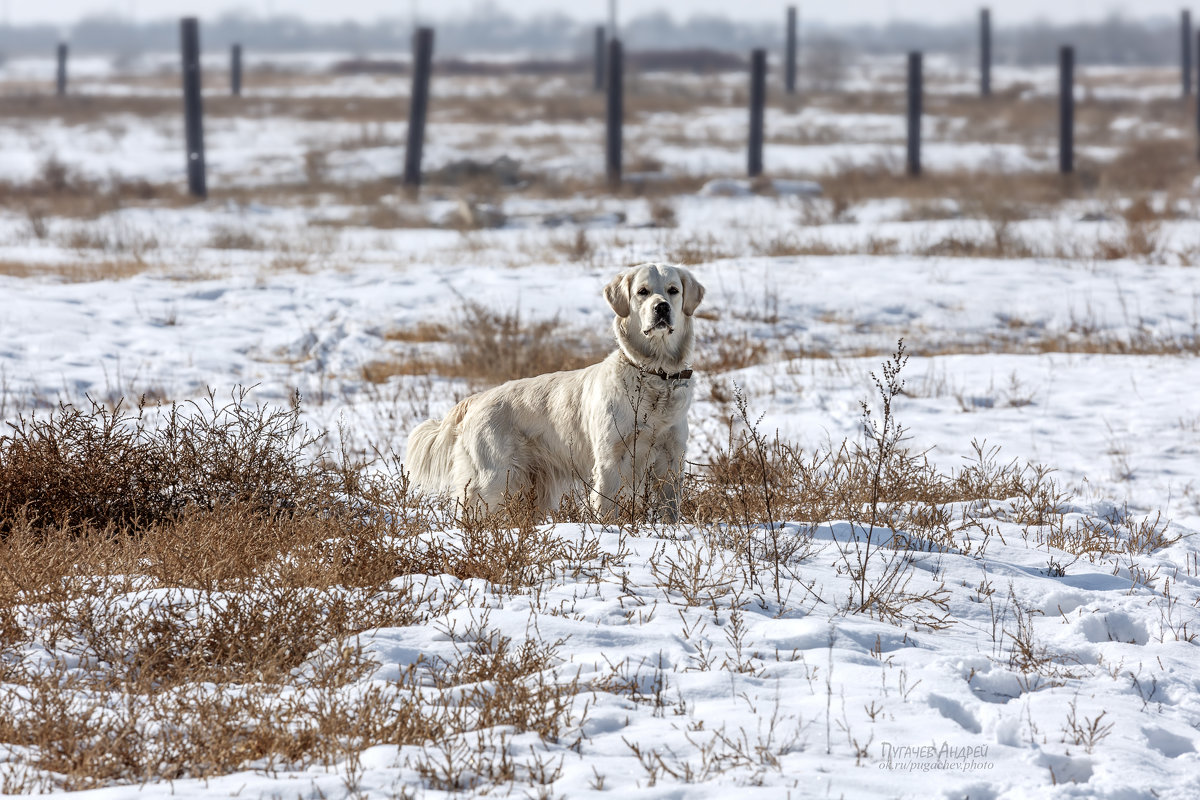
left=449, top=303, right=608, bottom=383
left=365, top=302, right=609, bottom=387
left=0, top=390, right=338, bottom=531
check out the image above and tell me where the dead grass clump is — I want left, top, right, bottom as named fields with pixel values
left=0, top=390, right=338, bottom=531
left=382, top=321, right=451, bottom=342
left=361, top=357, right=434, bottom=384
left=451, top=302, right=608, bottom=385
left=0, top=258, right=154, bottom=283
left=0, top=156, right=187, bottom=219
left=365, top=302, right=610, bottom=388
left=363, top=304, right=608, bottom=387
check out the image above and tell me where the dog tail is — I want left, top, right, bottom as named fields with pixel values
left=404, top=398, right=470, bottom=491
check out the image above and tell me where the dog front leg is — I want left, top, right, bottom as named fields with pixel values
left=650, top=427, right=687, bottom=523
left=590, top=461, right=621, bottom=521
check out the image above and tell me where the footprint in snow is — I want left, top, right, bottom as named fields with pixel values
left=1142, top=726, right=1195, bottom=759
left=927, top=692, right=982, bottom=734
left=1076, top=611, right=1149, bottom=645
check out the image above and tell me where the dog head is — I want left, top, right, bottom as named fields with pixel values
left=605, top=263, right=705, bottom=368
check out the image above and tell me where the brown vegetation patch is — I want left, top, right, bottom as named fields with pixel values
left=382, top=321, right=452, bottom=342
left=364, top=302, right=610, bottom=387
left=0, top=395, right=596, bottom=792
left=0, top=258, right=154, bottom=282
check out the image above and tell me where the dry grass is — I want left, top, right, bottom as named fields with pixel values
left=382, top=321, right=452, bottom=342
left=362, top=298, right=1199, bottom=398
left=0, top=392, right=596, bottom=792
left=0, top=390, right=338, bottom=530
left=0, top=258, right=155, bottom=282
left=0, top=157, right=187, bottom=219
left=0, top=346, right=1177, bottom=792
left=364, top=302, right=610, bottom=387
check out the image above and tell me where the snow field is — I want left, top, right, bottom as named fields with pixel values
left=0, top=57, right=1198, bottom=799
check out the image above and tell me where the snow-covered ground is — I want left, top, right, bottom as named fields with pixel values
left=0, top=56, right=1198, bottom=799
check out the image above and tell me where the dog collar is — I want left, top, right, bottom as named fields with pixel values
left=622, top=355, right=693, bottom=380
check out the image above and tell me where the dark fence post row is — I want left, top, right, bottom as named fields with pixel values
left=749, top=49, right=766, bottom=177
left=980, top=8, right=991, bottom=97
left=152, top=18, right=1136, bottom=195
left=403, top=27, right=435, bottom=191
left=1059, top=45, right=1074, bottom=174
left=906, top=51, right=922, bottom=177
left=785, top=6, right=797, bottom=96
left=231, top=44, right=242, bottom=96
left=180, top=17, right=207, bottom=199
left=605, top=38, right=623, bottom=186
left=594, top=26, right=606, bottom=92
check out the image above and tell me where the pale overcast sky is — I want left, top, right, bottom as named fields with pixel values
left=2, top=1, right=1179, bottom=26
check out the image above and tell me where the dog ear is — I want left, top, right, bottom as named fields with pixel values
left=678, top=267, right=706, bottom=316
left=604, top=271, right=631, bottom=318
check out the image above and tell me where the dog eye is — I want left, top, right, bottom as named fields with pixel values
left=637, top=287, right=649, bottom=296
left=667, top=287, right=679, bottom=295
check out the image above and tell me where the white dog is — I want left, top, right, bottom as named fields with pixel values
left=405, top=263, right=705, bottom=519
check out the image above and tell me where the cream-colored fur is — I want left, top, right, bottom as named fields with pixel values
left=405, top=263, right=705, bottom=519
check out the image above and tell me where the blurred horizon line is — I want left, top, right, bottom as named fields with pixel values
left=0, top=8, right=1189, bottom=67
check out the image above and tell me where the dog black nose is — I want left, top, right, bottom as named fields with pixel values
left=654, top=301, right=671, bottom=318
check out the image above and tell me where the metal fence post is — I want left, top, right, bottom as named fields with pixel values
left=980, top=8, right=991, bottom=97
left=605, top=38, right=623, bottom=186
left=180, top=18, right=207, bottom=199
left=907, top=51, right=922, bottom=177
left=1059, top=45, right=1074, bottom=174
left=56, top=43, right=68, bottom=96
left=785, top=6, right=797, bottom=95
left=749, top=49, right=766, bottom=177
left=403, top=27, right=435, bottom=191
left=1184, top=11, right=1193, bottom=97
left=231, top=44, right=242, bottom=96
left=594, top=26, right=605, bottom=91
